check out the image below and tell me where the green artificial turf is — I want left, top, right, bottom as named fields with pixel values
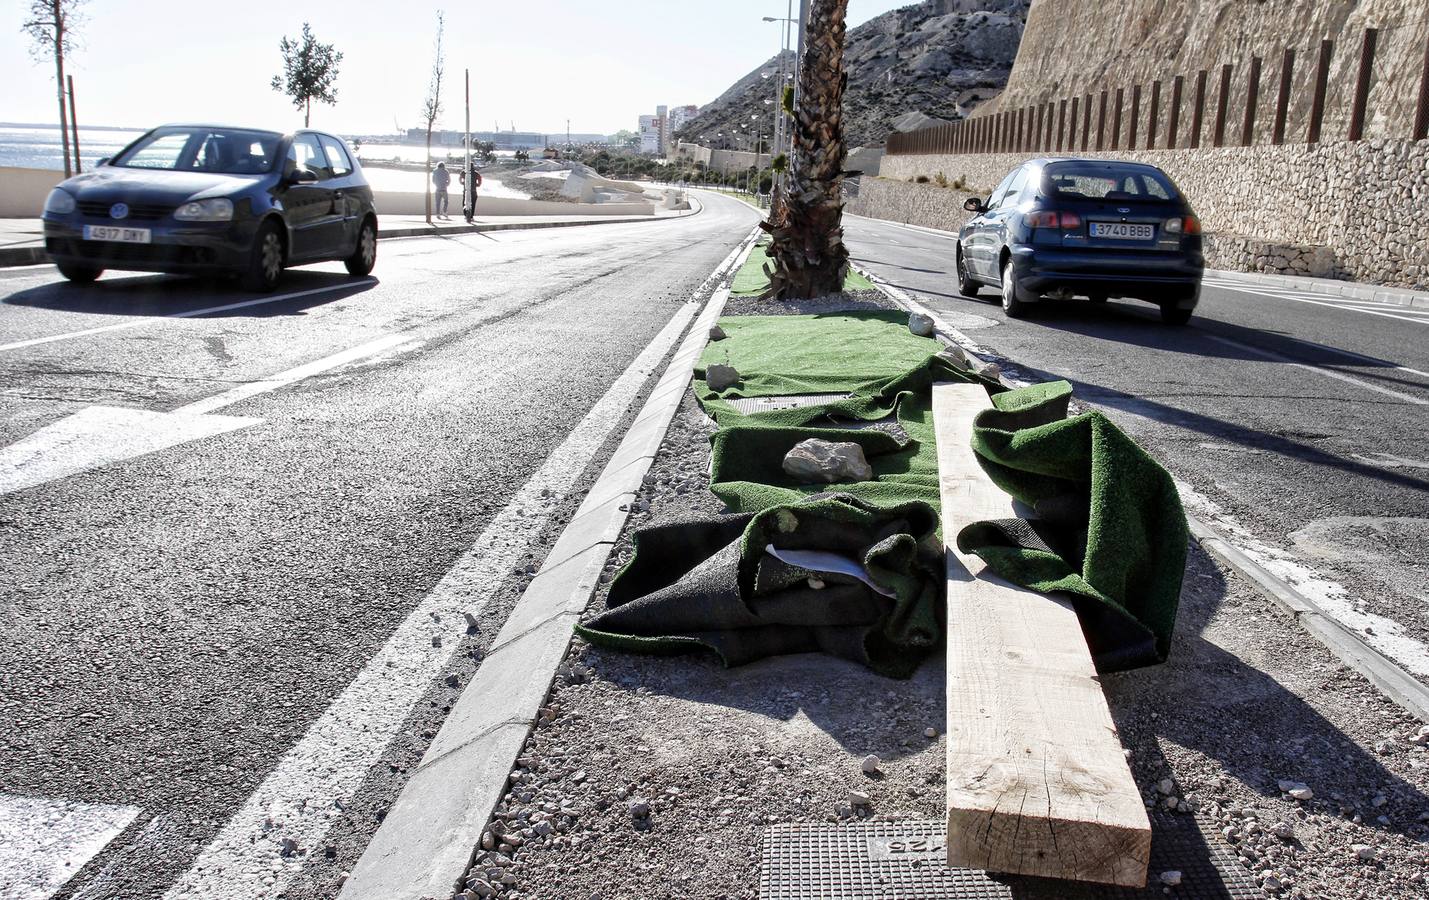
left=729, top=243, right=875, bottom=296
left=579, top=310, right=1187, bottom=676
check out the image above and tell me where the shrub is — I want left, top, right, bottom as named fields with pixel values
left=934, top=171, right=949, bottom=188
left=914, top=174, right=930, bottom=183
left=952, top=175, right=966, bottom=189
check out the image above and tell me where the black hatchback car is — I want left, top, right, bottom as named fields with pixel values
left=956, top=158, right=1203, bottom=324
left=42, top=124, right=378, bottom=292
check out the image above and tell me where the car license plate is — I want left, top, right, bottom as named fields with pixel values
left=83, top=225, right=151, bottom=244
left=1090, top=222, right=1154, bottom=240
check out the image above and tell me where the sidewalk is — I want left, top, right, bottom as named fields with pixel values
left=0, top=199, right=700, bottom=268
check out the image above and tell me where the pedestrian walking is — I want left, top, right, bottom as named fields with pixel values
left=432, top=162, right=451, bottom=219
left=460, top=164, right=483, bottom=224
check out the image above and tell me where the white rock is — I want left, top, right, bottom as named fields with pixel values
left=924, top=727, right=938, bottom=738
left=1159, top=870, right=1183, bottom=886
left=706, top=364, right=739, bottom=392
left=807, top=577, right=826, bottom=590
left=1156, top=778, right=1175, bottom=796
left=1270, top=821, right=1295, bottom=840
left=1411, top=725, right=1429, bottom=745
left=1353, top=843, right=1378, bottom=861
left=782, top=438, right=873, bottom=483
left=908, top=312, right=935, bottom=336
left=849, top=790, right=872, bottom=807
left=1288, top=786, right=1313, bottom=801
left=860, top=755, right=882, bottom=775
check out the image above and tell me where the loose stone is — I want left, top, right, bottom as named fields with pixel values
left=860, top=755, right=881, bottom=775
left=705, top=364, right=740, bottom=392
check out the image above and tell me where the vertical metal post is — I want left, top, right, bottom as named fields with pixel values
left=1147, top=81, right=1160, bottom=149
left=1069, top=96, right=1079, bottom=150
left=1242, top=55, right=1262, bottom=146
left=1348, top=28, right=1377, bottom=141
left=1416, top=29, right=1429, bottom=141
left=1112, top=88, right=1123, bottom=150
left=1213, top=64, right=1232, bottom=147
left=1056, top=99, right=1066, bottom=150
left=67, top=75, right=81, bottom=173
left=1272, top=49, right=1295, bottom=145
left=1307, top=39, right=1334, bottom=144
left=1129, top=84, right=1141, bottom=149
left=1097, top=90, right=1108, bottom=150
left=1081, top=94, right=1092, bottom=151
left=1015, top=108, right=1024, bottom=152
left=1046, top=101, right=1056, bottom=149
left=1191, top=69, right=1207, bottom=148
left=1168, top=75, right=1184, bottom=148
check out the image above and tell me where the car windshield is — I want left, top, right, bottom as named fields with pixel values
left=1041, top=162, right=1178, bottom=202
left=112, top=127, right=282, bottom=175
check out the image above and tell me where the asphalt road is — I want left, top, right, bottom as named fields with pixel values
left=844, top=214, right=1429, bottom=685
left=0, top=194, right=759, bottom=900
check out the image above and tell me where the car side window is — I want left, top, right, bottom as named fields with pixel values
left=996, top=168, right=1030, bottom=209
left=985, top=169, right=1019, bottom=210
left=287, top=135, right=331, bottom=180
left=319, top=135, right=353, bottom=177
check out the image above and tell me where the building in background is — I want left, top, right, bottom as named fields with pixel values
left=635, top=104, right=700, bottom=157
left=638, top=115, right=661, bottom=154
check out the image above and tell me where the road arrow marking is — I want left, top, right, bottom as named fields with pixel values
left=0, top=793, right=140, bottom=900
left=0, top=334, right=412, bottom=496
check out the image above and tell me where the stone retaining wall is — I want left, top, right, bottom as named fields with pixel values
left=870, top=139, right=1428, bottom=288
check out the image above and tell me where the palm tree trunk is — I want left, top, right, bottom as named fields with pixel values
left=762, top=0, right=850, bottom=299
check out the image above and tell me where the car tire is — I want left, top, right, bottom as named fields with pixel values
left=956, top=245, right=979, bottom=298
left=1161, top=304, right=1193, bottom=326
left=56, top=261, right=102, bottom=283
left=345, top=218, right=377, bottom=277
left=241, top=221, right=285, bottom=293
left=1000, top=257, right=1030, bottom=319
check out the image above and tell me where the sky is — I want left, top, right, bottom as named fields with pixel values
left=2, top=0, right=913, bottom=137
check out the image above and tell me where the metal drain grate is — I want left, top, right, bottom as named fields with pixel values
left=725, top=394, right=852, bottom=415
left=759, top=812, right=1261, bottom=899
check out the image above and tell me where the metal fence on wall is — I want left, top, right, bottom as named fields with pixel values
left=886, top=25, right=1429, bottom=157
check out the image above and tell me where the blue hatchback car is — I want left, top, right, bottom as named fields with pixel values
left=42, top=124, right=378, bottom=292
left=956, top=158, right=1204, bottom=324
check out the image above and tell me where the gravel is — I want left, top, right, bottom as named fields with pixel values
left=454, top=284, right=1429, bottom=900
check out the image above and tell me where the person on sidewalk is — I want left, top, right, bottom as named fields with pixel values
left=460, top=165, right=483, bottom=224
left=432, top=163, right=451, bottom=219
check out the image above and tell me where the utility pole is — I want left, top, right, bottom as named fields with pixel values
left=67, top=74, right=81, bottom=174
left=464, top=68, right=472, bottom=219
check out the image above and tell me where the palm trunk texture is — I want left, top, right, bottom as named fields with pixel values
left=762, top=0, right=850, bottom=300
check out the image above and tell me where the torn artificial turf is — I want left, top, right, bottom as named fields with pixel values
left=577, top=311, right=1187, bottom=677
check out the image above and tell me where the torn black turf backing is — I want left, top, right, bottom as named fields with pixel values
left=576, top=312, right=1187, bottom=677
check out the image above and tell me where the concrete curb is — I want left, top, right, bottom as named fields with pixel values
left=0, top=199, right=704, bottom=269
left=337, top=224, right=763, bottom=900
left=853, top=258, right=1429, bottom=724
left=1204, top=268, right=1429, bottom=310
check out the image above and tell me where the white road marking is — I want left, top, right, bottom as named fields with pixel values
left=1178, top=482, right=1429, bottom=678
left=162, top=234, right=754, bottom=900
left=0, top=280, right=375, bottom=354
left=1204, top=281, right=1429, bottom=326
left=0, top=794, right=139, bottom=900
left=1202, top=334, right=1429, bottom=406
left=0, top=334, right=411, bottom=496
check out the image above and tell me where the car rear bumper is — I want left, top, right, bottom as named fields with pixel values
left=1012, top=246, right=1203, bottom=304
left=42, top=220, right=251, bottom=274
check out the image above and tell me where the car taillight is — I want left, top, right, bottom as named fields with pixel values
left=1165, top=216, right=1201, bottom=235
left=1029, top=210, right=1081, bottom=229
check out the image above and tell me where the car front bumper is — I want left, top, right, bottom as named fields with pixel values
left=1011, top=246, right=1204, bottom=305
left=42, top=217, right=255, bottom=274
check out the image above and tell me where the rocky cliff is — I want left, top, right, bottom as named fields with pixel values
left=674, top=0, right=1032, bottom=150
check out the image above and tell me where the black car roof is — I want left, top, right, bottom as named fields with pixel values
left=1029, top=157, right=1169, bottom=173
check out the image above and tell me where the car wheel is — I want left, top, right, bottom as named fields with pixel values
left=241, top=221, right=285, bottom=293
left=1000, top=257, right=1029, bottom=319
left=1161, top=304, right=1193, bottom=326
left=345, top=218, right=377, bottom=276
left=956, top=245, right=979, bottom=298
left=56, top=261, right=102, bottom=283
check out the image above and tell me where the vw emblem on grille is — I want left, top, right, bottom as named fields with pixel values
left=109, top=203, right=130, bottom=220
left=1117, top=207, right=1131, bottom=214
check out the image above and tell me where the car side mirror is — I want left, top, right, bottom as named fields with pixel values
left=963, top=197, right=986, bottom=213
left=287, top=169, right=318, bottom=185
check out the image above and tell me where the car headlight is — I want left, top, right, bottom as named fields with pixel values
left=174, top=198, right=234, bottom=222
left=43, top=188, right=76, bottom=215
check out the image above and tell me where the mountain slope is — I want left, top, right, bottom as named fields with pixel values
left=675, top=0, right=1031, bottom=150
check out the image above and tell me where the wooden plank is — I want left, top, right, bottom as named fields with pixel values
left=933, top=383, right=1151, bottom=888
